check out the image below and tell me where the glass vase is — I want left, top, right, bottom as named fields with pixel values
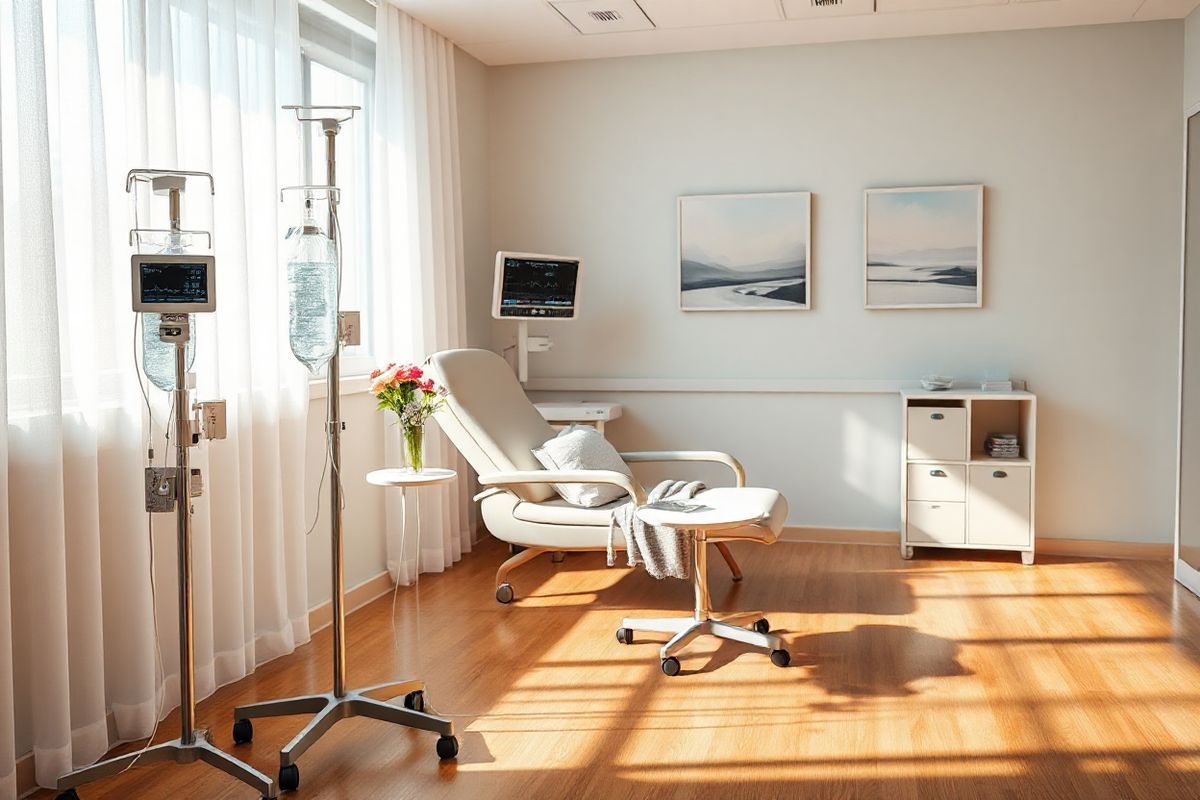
left=403, top=422, right=424, bottom=473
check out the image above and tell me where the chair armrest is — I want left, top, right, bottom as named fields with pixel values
left=618, top=450, right=746, bottom=488
left=478, top=469, right=648, bottom=505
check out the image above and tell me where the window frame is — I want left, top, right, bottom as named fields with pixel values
left=299, top=18, right=376, bottom=381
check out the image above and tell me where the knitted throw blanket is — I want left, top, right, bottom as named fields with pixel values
left=608, top=479, right=705, bottom=580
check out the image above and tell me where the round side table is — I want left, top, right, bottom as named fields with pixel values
left=366, top=468, right=457, bottom=582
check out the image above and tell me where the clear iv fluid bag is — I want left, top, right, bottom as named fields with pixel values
left=287, top=204, right=338, bottom=374
left=141, top=234, right=196, bottom=392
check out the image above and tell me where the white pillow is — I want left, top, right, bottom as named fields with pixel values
left=532, top=424, right=636, bottom=508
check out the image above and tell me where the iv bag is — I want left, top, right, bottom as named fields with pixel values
left=141, top=233, right=196, bottom=392
left=287, top=199, right=339, bottom=374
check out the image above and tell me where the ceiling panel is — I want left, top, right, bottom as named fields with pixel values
left=877, top=0, right=1008, bottom=12
left=1134, top=0, right=1200, bottom=19
left=550, top=0, right=656, bottom=33
left=781, top=0, right=876, bottom=18
left=638, top=0, right=783, bottom=29
left=387, top=0, right=574, bottom=44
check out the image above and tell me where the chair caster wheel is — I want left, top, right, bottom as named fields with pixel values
left=279, top=763, right=300, bottom=792
left=56, top=790, right=80, bottom=800
left=437, top=735, right=459, bottom=760
left=771, top=649, right=791, bottom=668
left=232, top=717, right=253, bottom=745
left=403, top=690, right=426, bottom=712
left=753, top=618, right=770, bottom=634
left=495, top=583, right=514, bottom=604
left=616, top=627, right=633, bottom=645
left=660, top=656, right=681, bottom=676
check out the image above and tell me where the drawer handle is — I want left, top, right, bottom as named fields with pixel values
left=993, top=470, right=1007, bottom=479
left=930, top=413, right=945, bottom=421
left=930, top=469, right=947, bottom=477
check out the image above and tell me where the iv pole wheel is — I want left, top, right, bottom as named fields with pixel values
left=279, top=763, right=300, bottom=792
left=232, top=717, right=253, bottom=744
left=403, top=690, right=426, bottom=712
left=437, top=735, right=459, bottom=760
left=495, top=582, right=514, bottom=604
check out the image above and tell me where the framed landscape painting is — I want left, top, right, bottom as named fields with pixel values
left=679, top=192, right=811, bottom=311
left=864, top=185, right=983, bottom=309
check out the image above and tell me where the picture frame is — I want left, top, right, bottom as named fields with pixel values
left=678, top=191, right=812, bottom=311
left=864, top=184, right=984, bottom=310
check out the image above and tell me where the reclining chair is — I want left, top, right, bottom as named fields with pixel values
left=428, top=348, right=791, bottom=672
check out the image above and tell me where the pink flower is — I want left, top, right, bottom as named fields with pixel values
left=394, top=364, right=423, bottom=383
left=371, top=364, right=401, bottom=395
left=418, top=378, right=434, bottom=392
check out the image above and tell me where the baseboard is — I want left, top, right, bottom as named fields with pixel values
left=307, top=570, right=395, bottom=633
left=779, top=526, right=1171, bottom=561
left=779, top=526, right=899, bottom=546
left=1037, top=538, right=1172, bottom=561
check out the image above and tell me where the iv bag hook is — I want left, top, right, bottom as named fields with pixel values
left=125, top=169, right=216, bottom=250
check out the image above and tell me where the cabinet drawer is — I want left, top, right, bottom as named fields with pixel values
left=907, top=407, right=968, bottom=461
left=907, top=464, right=966, bottom=503
left=907, top=500, right=966, bottom=544
left=967, top=466, right=1031, bottom=547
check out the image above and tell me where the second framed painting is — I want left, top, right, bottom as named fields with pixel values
left=864, top=184, right=983, bottom=309
left=679, top=191, right=812, bottom=311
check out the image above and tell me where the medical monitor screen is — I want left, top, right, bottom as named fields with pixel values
left=140, top=263, right=209, bottom=305
left=131, top=255, right=216, bottom=313
left=493, top=253, right=579, bottom=319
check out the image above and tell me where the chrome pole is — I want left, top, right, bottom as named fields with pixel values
left=175, top=337, right=195, bottom=744
left=324, top=126, right=347, bottom=699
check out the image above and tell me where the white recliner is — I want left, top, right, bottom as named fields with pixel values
left=428, top=348, right=787, bottom=604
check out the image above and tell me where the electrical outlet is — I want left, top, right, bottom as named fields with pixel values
left=196, top=400, right=227, bottom=440
left=145, top=466, right=204, bottom=511
left=145, top=467, right=176, bottom=513
left=339, top=310, right=361, bottom=346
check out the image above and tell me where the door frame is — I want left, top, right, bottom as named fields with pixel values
left=1175, top=102, right=1200, bottom=599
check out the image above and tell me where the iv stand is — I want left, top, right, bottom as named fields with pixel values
left=56, top=172, right=276, bottom=800
left=232, top=106, right=457, bottom=795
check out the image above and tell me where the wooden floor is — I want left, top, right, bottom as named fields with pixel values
left=35, top=538, right=1200, bottom=800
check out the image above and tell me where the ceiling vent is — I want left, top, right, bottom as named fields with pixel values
left=782, top=0, right=875, bottom=18
left=588, top=10, right=624, bottom=22
left=550, top=0, right=656, bottom=34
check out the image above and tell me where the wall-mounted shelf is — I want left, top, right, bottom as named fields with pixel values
left=900, top=388, right=1036, bottom=565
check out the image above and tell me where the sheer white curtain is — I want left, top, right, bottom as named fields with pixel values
left=0, top=0, right=310, bottom=793
left=372, top=4, right=472, bottom=585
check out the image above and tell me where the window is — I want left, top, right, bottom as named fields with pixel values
left=299, top=0, right=376, bottom=377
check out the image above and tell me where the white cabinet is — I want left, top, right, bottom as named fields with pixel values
left=900, top=389, right=1036, bottom=565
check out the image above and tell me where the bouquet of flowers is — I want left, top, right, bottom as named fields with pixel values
left=370, top=362, right=447, bottom=472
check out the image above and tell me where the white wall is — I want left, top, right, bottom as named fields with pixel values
left=486, top=22, right=1184, bottom=543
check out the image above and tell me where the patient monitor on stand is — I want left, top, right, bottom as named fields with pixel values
left=492, top=251, right=580, bottom=384
left=492, top=251, right=622, bottom=434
